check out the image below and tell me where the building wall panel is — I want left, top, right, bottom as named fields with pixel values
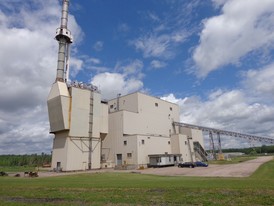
left=69, top=87, right=90, bottom=137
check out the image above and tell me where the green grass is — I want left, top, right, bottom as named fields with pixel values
left=0, top=158, right=274, bottom=205
left=0, top=166, right=37, bottom=173
left=209, top=155, right=256, bottom=165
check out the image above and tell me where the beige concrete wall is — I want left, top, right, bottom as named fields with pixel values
left=108, top=93, right=138, bottom=113
left=69, top=87, right=90, bottom=137
left=179, top=127, right=205, bottom=162
left=171, top=134, right=192, bottom=162
left=136, top=135, right=172, bottom=166
left=191, top=129, right=204, bottom=146
left=122, top=93, right=179, bottom=137
left=66, top=137, right=101, bottom=170
left=47, top=82, right=70, bottom=132
left=51, top=131, right=69, bottom=170
left=118, top=135, right=138, bottom=165
left=137, top=93, right=180, bottom=122
left=50, top=84, right=108, bottom=171
left=104, top=133, right=172, bottom=167
left=100, top=103, right=108, bottom=134
left=101, top=112, right=123, bottom=165
left=171, top=134, right=180, bottom=154
left=102, top=92, right=184, bottom=168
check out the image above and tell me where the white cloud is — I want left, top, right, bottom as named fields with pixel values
left=132, top=30, right=189, bottom=59
left=88, top=58, right=101, bottom=65
left=0, top=0, right=83, bottom=154
left=115, top=59, right=144, bottom=77
left=91, top=73, right=143, bottom=100
left=193, top=0, right=274, bottom=78
left=161, top=66, right=274, bottom=148
left=131, top=1, right=197, bottom=60
left=211, top=0, right=227, bottom=7
left=162, top=91, right=274, bottom=148
left=69, top=58, right=84, bottom=78
left=150, top=60, right=166, bottom=69
left=242, top=63, right=274, bottom=102
left=91, top=59, right=144, bottom=100
left=132, top=34, right=172, bottom=58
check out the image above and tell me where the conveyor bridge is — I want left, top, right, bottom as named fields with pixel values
left=173, top=121, right=274, bottom=160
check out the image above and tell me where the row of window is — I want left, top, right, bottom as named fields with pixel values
left=155, top=103, right=173, bottom=111
left=110, top=102, right=173, bottom=111
left=124, top=140, right=170, bottom=145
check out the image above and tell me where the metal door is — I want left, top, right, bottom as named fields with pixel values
left=116, top=154, right=122, bottom=165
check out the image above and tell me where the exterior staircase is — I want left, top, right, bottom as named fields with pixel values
left=193, top=141, right=208, bottom=162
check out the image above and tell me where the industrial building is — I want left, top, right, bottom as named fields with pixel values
left=101, top=92, right=206, bottom=169
left=47, top=0, right=206, bottom=171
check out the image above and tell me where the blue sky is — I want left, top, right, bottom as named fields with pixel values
left=0, top=0, right=274, bottom=154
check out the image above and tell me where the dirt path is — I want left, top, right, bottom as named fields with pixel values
left=136, top=156, right=273, bottom=177
left=13, top=156, right=273, bottom=178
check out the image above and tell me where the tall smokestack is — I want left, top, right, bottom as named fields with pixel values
left=55, top=0, right=73, bottom=82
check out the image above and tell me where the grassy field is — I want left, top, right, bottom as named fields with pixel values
left=208, top=155, right=257, bottom=165
left=0, top=159, right=274, bottom=206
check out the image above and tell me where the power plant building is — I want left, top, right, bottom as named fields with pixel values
left=101, top=92, right=205, bottom=169
left=47, top=0, right=207, bottom=171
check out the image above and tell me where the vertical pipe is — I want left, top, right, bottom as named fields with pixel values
left=61, top=0, right=69, bottom=29
left=217, top=132, right=222, bottom=154
left=56, top=38, right=66, bottom=81
left=55, top=0, right=70, bottom=82
left=209, top=131, right=216, bottom=160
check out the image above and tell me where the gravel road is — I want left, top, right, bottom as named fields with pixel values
left=15, top=156, right=273, bottom=178
left=137, top=156, right=273, bottom=177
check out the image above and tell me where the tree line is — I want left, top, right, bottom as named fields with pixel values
left=0, top=153, right=51, bottom=167
left=221, top=145, right=274, bottom=155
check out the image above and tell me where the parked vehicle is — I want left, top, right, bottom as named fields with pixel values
left=195, top=161, right=208, bottom=167
left=178, top=162, right=195, bottom=168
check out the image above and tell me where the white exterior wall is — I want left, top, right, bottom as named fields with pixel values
left=179, top=127, right=204, bottom=162
left=101, top=112, right=123, bottom=166
left=171, top=134, right=194, bottom=162
left=108, top=93, right=138, bottom=113
left=51, top=131, right=69, bottom=170
left=69, top=87, right=90, bottom=137
left=136, top=135, right=171, bottom=166
left=102, top=92, right=182, bottom=168
left=100, top=103, right=108, bottom=135
left=47, top=82, right=70, bottom=132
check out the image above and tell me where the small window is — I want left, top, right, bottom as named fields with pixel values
left=127, top=153, right=132, bottom=158
left=148, top=136, right=150, bottom=139
left=101, top=154, right=106, bottom=161
left=170, top=107, right=172, bottom=111
left=124, top=141, right=127, bottom=146
left=168, top=141, right=170, bottom=145
left=185, top=141, right=187, bottom=145
left=110, top=105, right=114, bottom=109
left=142, top=139, right=145, bottom=144
left=155, top=103, right=158, bottom=107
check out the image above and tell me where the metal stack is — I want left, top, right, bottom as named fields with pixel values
left=55, top=0, right=73, bottom=82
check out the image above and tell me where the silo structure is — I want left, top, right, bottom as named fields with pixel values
left=47, top=0, right=108, bottom=171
